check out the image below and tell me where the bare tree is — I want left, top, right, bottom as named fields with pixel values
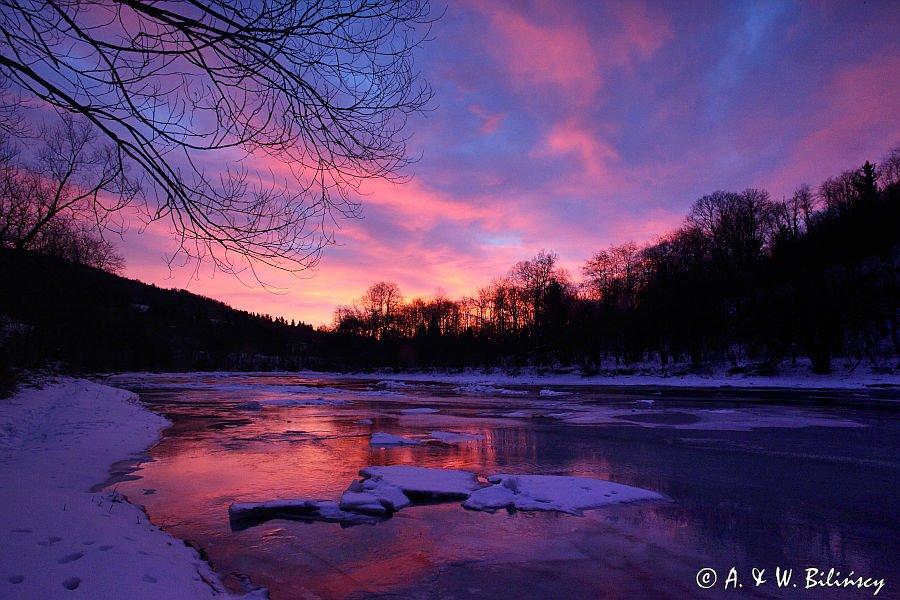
left=0, top=0, right=434, bottom=273
left=0, top=117, right=135, bottom=271
left=361, top=280, right=403, bottom=339
left=880, top=145, right=900, bottom=189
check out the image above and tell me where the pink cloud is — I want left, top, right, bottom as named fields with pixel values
left=471, top=1, right=672, bottom=104
left=539, top=118, right=621, bottom=184
left=473, top=3, right=603, bottom=101
left=766, top=56, right=900, bottom=196
left=467, top=104, right=505, bottom=134
left=606, top=0, right=674, bottom=66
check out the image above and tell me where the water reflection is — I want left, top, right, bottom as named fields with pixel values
left=108, top=373, right=900, bottom=599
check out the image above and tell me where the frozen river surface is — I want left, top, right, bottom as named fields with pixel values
left=108, top=373, right=900, bottom=599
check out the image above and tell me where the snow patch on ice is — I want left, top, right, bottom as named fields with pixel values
left=229, top=498, right=378, bottom=525
left=359, top=465, right=484, bottom=499
left=358, top=390, right=406, bottom=398
left=539, top=389, right=572, bottom=397
left=428, top=431, right=484, bottom=444
left=463, top=474, right=664, bottom=515
left=370, top=432, right=420, bottom=446
left=454, top=384, right=527, bottom=396
left=339, top=479, right=411, bottom=515
left=257, top=396, right=349, bottom=407
left=400, top=407, right=440, bottom=414
left=376, top=380, right=411, bottom=389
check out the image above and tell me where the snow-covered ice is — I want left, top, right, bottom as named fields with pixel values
left=370, top=431, right=420, bottom=446
left=539, top=389, right=572, bottom=397
left=376, top=380, right=411, bottom=388
left=428, top=431, right=484, bottom=444
left=546, top=406, right=865, bottom=430
left=463, top=474, right=664, bottom=515
left=454, top=384, right=528, bottom=396
left=0, top=378, right=263, bottom=599
left=358, top=466, right=484, bottom=499
left=339, top=478, right=412, bottom=515
left=256, top=396, right=348, bottom=407
left=229, top=498, right=378, bottom=525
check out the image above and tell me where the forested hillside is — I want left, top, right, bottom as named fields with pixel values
left=0, top=251, right=323, bottom=373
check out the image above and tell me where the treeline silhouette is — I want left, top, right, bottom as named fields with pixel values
left=2, top=149, right=898, bottom=377
left=333, top=149, right=900, bottom=374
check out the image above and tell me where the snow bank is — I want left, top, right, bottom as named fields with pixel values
left=463, top=474, right=664, bottom=515
left=370, top=432, right=420, bottom=446
left=0, top=378, right=263, bottom=599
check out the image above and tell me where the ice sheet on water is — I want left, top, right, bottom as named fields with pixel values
left=358, top=390, right=406, bottom=398
left=256, top=396, right=351, bottom=407
left=376, top=380, right=411, bottom=388
left=429, top=430, right=484, bottom=443
left=370, top=432, right=420, bottom=446
left=400, top=407, right=440, bottom=414
left=359, top=465, right=484, bottom=499
left=229, top=499, right=379, bottom=526
left=339, top=479, right=412, bottom=515
left=547, top=406, right=866, bottom=430
left=454, top=384, right=527, bottom=396
left=463, top=474, right=664, bottom=515
left=539, top=389, right=572, bottom=397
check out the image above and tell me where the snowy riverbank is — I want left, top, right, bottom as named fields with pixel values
left=0, top=378, right=265, bottom=599
left=338, top=360, right=900, bottom=391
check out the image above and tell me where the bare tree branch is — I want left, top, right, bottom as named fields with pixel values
left=0, top=0, right=434, bottom=274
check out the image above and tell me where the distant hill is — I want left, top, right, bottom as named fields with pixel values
left=0, top=250, right=325, bottom=373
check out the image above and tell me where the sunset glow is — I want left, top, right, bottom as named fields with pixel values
left=117, top=0, right=900, bottom=325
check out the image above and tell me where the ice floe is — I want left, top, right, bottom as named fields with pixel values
left=539, top=389, right=572, bottom=397
left=463, top=474, right=664, bottom=515
left=358, top=466, right=484, bottom=499
left=454, top=384, right=527, bottom=396
left=376, top=380, right=411, bottom=388
left=370, top=432, right=420, bottom=446
left=228, top=499, right=378, bottom=526
left=428, top=431, right=484, bottom=444
left=230, top=467, right=665, bottom=528
left=339, top=479, right=411, bottom=515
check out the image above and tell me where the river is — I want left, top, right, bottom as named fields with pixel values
left=106, top=373, right=899, bottom=599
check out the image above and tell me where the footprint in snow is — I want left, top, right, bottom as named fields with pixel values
left=38, top=536, right=62, bottom=546
left=61, top=577, right=81, bottom=590
left=142, top=575, right=158, bottom=583
left=58, top=551, right=84, bottom=564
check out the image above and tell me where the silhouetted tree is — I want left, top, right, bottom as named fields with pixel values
left=0, top=0, right=434, bottom=273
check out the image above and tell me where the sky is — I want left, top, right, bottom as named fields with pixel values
left=118, top=0, right=900, bottom=326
